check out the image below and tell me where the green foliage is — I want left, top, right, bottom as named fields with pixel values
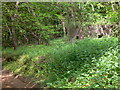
left=2, top=2, right=64, bottom=47
left=2, top=2, right=119, bottom=47
left=2, top=1, right=119, bottom=88
left=3, top=37, right=119, bottom=88
left=45, top=37, right=119, bottom=88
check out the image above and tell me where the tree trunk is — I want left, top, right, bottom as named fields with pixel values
left=67, top=4, right=77, bottom=42
left=61, top=19, right=66, bottom=37
left=11, top=17, right=17, bottom=50
left=11, top=1, right=19, bottom=50
left=71, top=8, right=76, bottom=26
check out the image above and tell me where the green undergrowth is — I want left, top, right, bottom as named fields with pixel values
left=2, top=38, right=66, bottom=58
left=2, top=37, right=119, bottom=88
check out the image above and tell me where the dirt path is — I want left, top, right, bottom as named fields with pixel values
left=1, top=70, right=38, bottom=88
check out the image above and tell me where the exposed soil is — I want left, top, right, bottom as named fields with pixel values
left=1, top=70, right=38, bottom=88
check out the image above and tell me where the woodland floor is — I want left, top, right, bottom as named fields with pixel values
left=1, top=70, right=38, bottom=88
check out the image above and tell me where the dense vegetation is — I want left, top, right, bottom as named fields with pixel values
left=2, top=2, right=119, bottom=88
left=2, top=2, right=119, bottom=48
left=3, top=37, right=119, bottom=88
